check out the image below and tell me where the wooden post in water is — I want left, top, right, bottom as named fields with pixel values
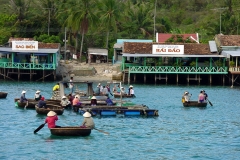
left=4, top=68, right=6, bottom=80
left=210, top=74, right=212, bottom=84
left=187, top=74, right=189, bottom=83
left=144, top=74, right=146, bottom=83
left=198, top=75, right=201, bottom=84
left=42, top=70, right=45, bottom=82
left=86, top=82, right=94, bottom=96
left=18, top=69, right=20, bottom=80
left=232, top=74, right=234, bottom=87
left=54, top=70, right=56, bottom=81
left=223, top=74, right=225, bottom=85
left=176, top=74, right=178, bottom=84
left=134, top=74, right=136, bottom=83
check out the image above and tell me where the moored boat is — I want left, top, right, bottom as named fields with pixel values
left=0, top=92, right=8, bottom=99
left=183, top=101, right=207, bottom=107
left=50, top=127, right=91, bottom=136
left=113, top=93, right=134, bottom=98
left=35, top=104, right=64, bottom=115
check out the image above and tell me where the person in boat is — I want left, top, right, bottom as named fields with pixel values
left=121, top=87, right=126, bottom=95
left=98, top=83, right=103, bottom=95
left=90, top=96, right=97, bottom=106
left=34, top=90, right=42, bottom=101
left=106, top=97, right=114, bottom=106
left=72, top=95, right=81, bottom=112
left=38, top=96, right=47, bottom=108
left=45, top=111, right=61, bottom=128
left=69, top=77, right=74, bottom=94
left=183, top=91, right=191, bottom=103
left=198, top=91, right=205, bottom=103
left=20, top=90, right=28, bottom=103
left=102, top=86, right=109, bottom=97
left=202, top=90, right=208, bottom=101
left=94, top=84, right=101, bottom=96
left=129, top=85, right=135, bottom=97
left=68, top=93, right=74, bottom=105
left=60, top=96, right=71, bottom=109
left=81, top=112, right=95, bottom=129
left=52, top=83, right=60, bottom=97
left=112, top=85, right=117, bottom=93
left=116, top=85, right=121, bottom=93
left=106, top=84, right=113, bottom=96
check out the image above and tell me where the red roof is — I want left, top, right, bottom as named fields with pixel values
left=157, top=33, right=199, bottom=43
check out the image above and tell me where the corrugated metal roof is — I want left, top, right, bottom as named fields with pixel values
left=88, top=48, right=108, bottom=56
left=0, top=47, right=59, bottom=53
left=122, top=53, right=225, bottom=58
left=222, top=50, right=240, bottom=57
left=209, top=41, right=218, bottom=52
left=113, top=43, right=123, bottom=49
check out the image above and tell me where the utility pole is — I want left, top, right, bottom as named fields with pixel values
left=153, top=0, right=157, bottom=42
left=64, top=27, right=67, bottom=61
left=211, top=8, right=227, bottom=34
left=43, top=8, right=53, bottom=35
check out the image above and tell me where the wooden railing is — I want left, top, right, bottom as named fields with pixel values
left=128, top=66, right=228, bottom=74
left=0, top=62, right=56, bottom=70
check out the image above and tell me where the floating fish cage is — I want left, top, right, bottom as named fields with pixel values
left=79, top=108, right=158, bottom=117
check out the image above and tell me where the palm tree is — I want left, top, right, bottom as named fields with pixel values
left=97, top=0, right=122, bottom=49
left=62, top=0, right=98, bottom=62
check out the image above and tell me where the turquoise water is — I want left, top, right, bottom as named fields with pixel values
left=1, top=81, right=240, bottom=160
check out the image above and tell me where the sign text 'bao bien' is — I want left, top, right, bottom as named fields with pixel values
left=12, top=41, right=38, bottom=51
left=152, top=45, right=184, bottom=54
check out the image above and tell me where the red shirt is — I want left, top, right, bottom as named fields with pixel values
left=72, top=98, right=80, bottom=105
left=45, top=116, right=58, bottom=128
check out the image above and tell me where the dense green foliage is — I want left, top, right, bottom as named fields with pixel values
left=0, top=0, right=240, bottom=58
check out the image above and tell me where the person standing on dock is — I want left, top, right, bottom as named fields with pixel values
left=20, top=90, right=28, bottom=103
left=81, top=112, right=95, bottom=129
left=34, top=90, right=42, bottom=101
left=69, top=77, right=74, bottom=94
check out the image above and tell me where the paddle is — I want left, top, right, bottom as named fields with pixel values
left=94, top=128, right=109, bottom=135
left=24, top=101, right=28, bottom=109
left=207, top=99, right=213, bottom=106
left=34, top=123, right=46, bottom=134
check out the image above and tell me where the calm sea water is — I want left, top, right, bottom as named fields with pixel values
left=0, top=81, right=240, bottom=160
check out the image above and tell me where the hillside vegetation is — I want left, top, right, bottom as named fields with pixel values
left=0, top=0, right=239, bottom=58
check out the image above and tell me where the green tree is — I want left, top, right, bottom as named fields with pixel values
left=97, top=0, right=122, bottom=49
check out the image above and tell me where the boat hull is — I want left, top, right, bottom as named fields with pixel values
left=35, top=105, right=64, bottom=115
left=50, top=127, right=91, bottom=136
left=0, top=92, right=8, bottom=98
left=113, top=94, right=134, bottom=98
left=183, top=101, right=207, bottom=107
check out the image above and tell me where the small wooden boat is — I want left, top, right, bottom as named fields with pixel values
left=50, top=127, right=91, bottom=136
left=35, top=104, right=64, bottom=115
left=183, top=101, right=208, bottom=107
left=15, top=101, right=36, bottom=108
left=113, top=93, right=134, bottom=98
left=0, top=92, right=8, bottom=98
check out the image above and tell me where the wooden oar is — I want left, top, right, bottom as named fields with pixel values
left=34, top=123, right=46, bottom=134
left=94, top=128, right=109, bottom=135
left=207, top=99, right=213, bottom=106
left=24, top=101, right=28, bottom=109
